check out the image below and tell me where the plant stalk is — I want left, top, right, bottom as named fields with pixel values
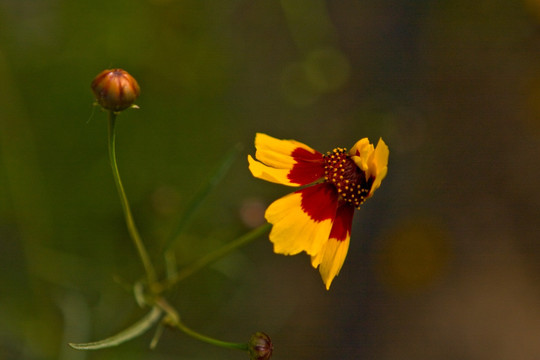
left=156, top=298, right=248, bottom=351
left=108, top=111, right=157, bottom=285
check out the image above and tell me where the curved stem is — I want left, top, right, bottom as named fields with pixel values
left=175, top=319, right=248, bottom=351
left=156, top=298, right=248, bottom=351
left=108, top=111, right=157, bottom=285
left=158, top=223, right=271, bottom=291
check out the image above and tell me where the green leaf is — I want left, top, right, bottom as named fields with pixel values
left=69, top=306, right=163, bottom=350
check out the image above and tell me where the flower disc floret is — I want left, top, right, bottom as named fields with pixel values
left=323, top=148, right=374, bottom=208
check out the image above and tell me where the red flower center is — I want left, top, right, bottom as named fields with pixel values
left=323, top=148, right=374, bottom=208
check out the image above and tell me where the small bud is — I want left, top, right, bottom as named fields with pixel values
left=248, top=332, right=273, bottom=360
left=91, top=69, right=140, bottom=112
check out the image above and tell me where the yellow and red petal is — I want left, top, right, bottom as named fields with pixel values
left=311, top=205, right=355, bottom=289
left=311, top=236, right=351, bottom=290
left=249, top=133, right=324, bottom=186
left=265, top=183, right=339, bottom=256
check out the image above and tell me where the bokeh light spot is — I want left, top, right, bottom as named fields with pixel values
left=376, top=218, right=452, bottom=294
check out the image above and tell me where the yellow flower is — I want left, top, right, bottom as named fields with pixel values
left=248, top=133, right=389, bottom=289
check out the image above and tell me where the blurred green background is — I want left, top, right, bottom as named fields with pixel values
left=2, top=0, right=540, bottom=359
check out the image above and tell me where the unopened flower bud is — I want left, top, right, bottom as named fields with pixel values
left=91, top=69, right=140, bottom=112
left=248, top=332, right=273, bottom=360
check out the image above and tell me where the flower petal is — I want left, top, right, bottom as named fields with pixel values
left=328, top=204, right=355, bottom=242
left=368, top=138, right=389, bottom=196
left=349, top=137, right=389, bottom=197
left=249, top=133, right=324, bottom=186
left=265, top=183, right=338, bottom=256
left=349, top=138, right=373, bottom=172
left=248, top=155, right=292, bottom=185
left=312, top=237, right=351, bottom=290
left=311, top=205, right=354, bottom=289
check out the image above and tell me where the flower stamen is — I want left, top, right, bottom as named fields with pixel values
left=323, top=148, right=374, bottom=209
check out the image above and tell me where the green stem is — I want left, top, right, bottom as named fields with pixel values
left=162, top=144, right=242, bottom=254
left=175, top=319, right=248, bottom=351
left=108, top=111, right=157, bottom=285
left=156, top=298, right=248, bottom=351
left=159, top=223, right=271, bottom=291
